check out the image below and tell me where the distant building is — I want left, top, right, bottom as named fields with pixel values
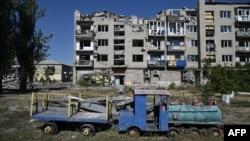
left=34, top=60, right=72, bottom=82
left=73, top=0, right=250, bottom=87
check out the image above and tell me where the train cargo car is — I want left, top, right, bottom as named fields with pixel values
left=167, top=105, right=223, bottom=136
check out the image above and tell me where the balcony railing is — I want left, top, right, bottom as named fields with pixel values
left=147, top=60, right=165, bottom=67
left=167, top=60, right=186, bottom=68
left=236, top=15, right=250, bottom=22
left=75, top=29, right=95, bottom=37
left=167, top=45, right=185, bottom=52
left=75, top=60, right=93, bottom=67
left=235, top=47, right=250, bottom=52
left=236, top=31, right=250, bottom=38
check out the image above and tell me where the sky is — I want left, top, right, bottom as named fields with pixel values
left=37, top=0, right=250, bottom=66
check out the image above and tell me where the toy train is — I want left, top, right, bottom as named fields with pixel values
left=29, top=89, right=223, bottom=137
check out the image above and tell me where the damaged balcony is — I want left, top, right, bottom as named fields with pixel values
left=113, top=55, right=126, bottom=67
left=235, top=45, right=250, bottom=53
left=147, top=60, right=165, bottom=68
left=75, top=60, right=94, bottom=67
left=206, top=40, right=216, bottom=55
left=148, top=20, right=166, bottom=36
left=167, top=60, right=186, bottom=68
left=236, top=28, right=250, bottom=38
left=75, top=20, right=95, bottom=38
left=206, top=25, right=215, bottom=37
left=147, top=53, right=165, bottom=68
left=75, top=39, right=94, bottom=51
left=166, top=42, right=185, bottom=52
left=235, top=8, right=250, bottom=22
left=167, top=22, right=185, bottom=36
left=147, top=39, right=165, bottom=51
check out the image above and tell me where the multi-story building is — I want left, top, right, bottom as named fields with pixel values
left=73, top=0, right=250, bottom=88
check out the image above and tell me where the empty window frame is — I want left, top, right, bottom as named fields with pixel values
left=220, top=11, right=231, bottom=18
left=191, top=40, right=198, bottom=47
left=80, top=40, right=91, bottom=47
left=133, top=55, right=143, bottom=62
left=239, top=55, right=250, bottom=62
left=80, top=55, right=90, bottom=60
left=222, top=55, right=232, bottom=62
left=114, top=39, right=125, bottom=45
left=186, top=25, right=197, bottom=32
left=97, top=54, right=108, bottom=61
left=239, top=41, right=249, bottom=47
left=238, top=9, right=250, bottom=16
left=98, top=25, right=108, bottom=32
left=221, top=25, right=231, bottom=32
left=187, top=55, right=199, bottom=62
left=221, top=40, right=232, bottom=47
left=132, top=39, right=144, bottom=47
left=98, top=39, right=108, bottom=46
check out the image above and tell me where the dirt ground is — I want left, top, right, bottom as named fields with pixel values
left=0, top=87, right=250, bottom=141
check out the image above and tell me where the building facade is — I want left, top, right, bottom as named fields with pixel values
left=34, top=60, right=72, bottom=83
left=73, top=0, right=250, bottom=88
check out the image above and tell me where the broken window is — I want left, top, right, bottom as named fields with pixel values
left=132, top=39, right=144, bottom=47
left=133, top=55, right=143, bottom=62
left=98, top=25, right=108, bottom=32
left=97, top=54, right=108, bottom=61
left=98, top=39, right=108, bottom=46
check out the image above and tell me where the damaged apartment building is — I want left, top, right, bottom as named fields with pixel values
left=73, top=0, right=250, bottom=88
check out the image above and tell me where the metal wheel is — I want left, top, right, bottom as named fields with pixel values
left=127, top=127, right=140, bottom=137
left=178, top=126, right=187, bottom=134
left=43, top=122, right=57, bottom=134
left=81, top=124, right=96, bottom=136
left=167, top=127, right=179, bottom=137
left=188, top=127, right=200, bottom=136
left=208, top=127, right=220, bottom=136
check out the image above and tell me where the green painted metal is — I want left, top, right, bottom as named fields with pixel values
left=168, top=105, right=222, bottom=124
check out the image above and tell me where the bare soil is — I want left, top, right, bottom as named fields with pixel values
left=0, top=87, right=250, bottom=141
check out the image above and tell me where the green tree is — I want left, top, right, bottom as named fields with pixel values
left=15, top=0, right=52, bottom=91
left=201, top=58, right=239, bottom=94
left=0, top=0, right=18, bottom=93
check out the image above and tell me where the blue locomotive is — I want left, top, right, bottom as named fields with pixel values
left=118, top=89, right=223, bottom=137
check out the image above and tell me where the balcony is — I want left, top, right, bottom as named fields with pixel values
left=206, top=30, right=214, bottom=37
left=167, top=45, right=185, bottom=52
left=167, top=60, right=186, bottom=68
left=236, top=29, right=250, bottom=38
left=206, top=44, right=216, bottom=54
left=235, top=46, right=250, bottom=52
left=236, top=15, right=250, bottom=22
left=75, top=29, right=95, bottom=38
left=75, top=60, right=94, bottom=67
left=147, top=60, right=165, bottom=68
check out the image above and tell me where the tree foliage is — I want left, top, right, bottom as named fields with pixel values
left=201, top=59, right=249, bottom=95
left=15, top=0, right=52, bottom=91
left=0, top=0, right=53, bottom=93
left=0, top=0, right=18, bottom=93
